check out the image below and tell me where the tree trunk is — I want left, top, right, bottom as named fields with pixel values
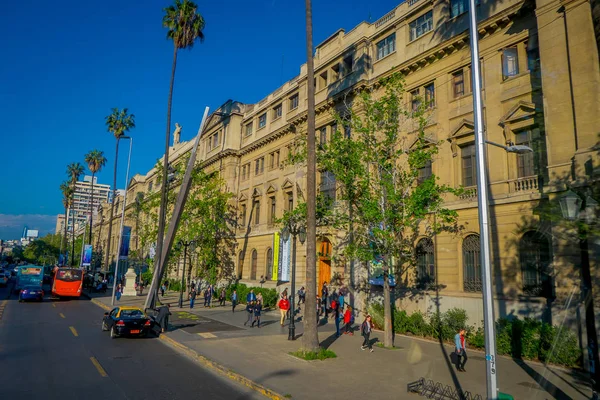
left=88, top=171, right=95, bottom=245
left=71, top=191, right=76, bottom=266
left=146, top=45, right=178, bottom=311
left=383, top=263, right=393, bottom=347
left=62, top=205, right=69, bottom=265
left=302, top=0, right=319, bottom=353
left=105, top=138, right=120, bottom=272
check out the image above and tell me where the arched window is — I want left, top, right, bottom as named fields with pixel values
left=520, top=231, right=552, bottom=297
left=265, top=248, right=273, bottom=280
left=416, top=238, right=435, bottom=288
left=238, top=251, right=245, bottom=279
left=463, top=234, right=481, bottom=292
left=251, top=249, right=258, bottom=280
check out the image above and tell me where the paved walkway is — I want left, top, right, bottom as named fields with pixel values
left=87, top=290, right=592, bottom=400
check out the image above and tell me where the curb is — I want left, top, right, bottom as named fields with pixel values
left=87, top=295, right=284, bottom=399
left=159, top=334, right=285, bottom=400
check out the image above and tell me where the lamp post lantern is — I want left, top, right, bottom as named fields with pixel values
left=281, top=222, right=306, bottom=340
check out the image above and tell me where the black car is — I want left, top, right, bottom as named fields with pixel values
left=101, top=307, right=153, bottom=338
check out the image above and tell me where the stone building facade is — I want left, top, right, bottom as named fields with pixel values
left=92, top=0, right=599, bottom=330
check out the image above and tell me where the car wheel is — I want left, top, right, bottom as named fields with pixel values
left=110, top=326, right=118, bottom=339
left=101, top=320, right=108, bottom=331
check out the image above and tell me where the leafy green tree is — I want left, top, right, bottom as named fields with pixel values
left=153, top=0, right=206, bottom=289
left=104, top=108, right=135, bottom=271
left=66, top=162, right=84, bottom=266
left=84, top=149, right=107, bottom=245
left=318, top=73, right=461, bottom=347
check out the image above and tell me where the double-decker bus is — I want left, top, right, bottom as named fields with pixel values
left=52, top=268, right=84, bottom=298
left=15, top=265, right=44, bottom=292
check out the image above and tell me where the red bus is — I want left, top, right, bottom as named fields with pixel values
left=52, top=268, right=84, bottom=298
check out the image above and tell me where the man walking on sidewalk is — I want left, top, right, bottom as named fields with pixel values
left=454, top=328, right=467, bottom=372
left=244, top=301, right=255, bottom=326
left=278, top=295, right=290, bottom=326
left=231, top=290, right=238, bottom=313
left=189, top=287, right=197, bottom=309
left=361, top=315, right=374, bottom=352
left=246, top=289, right=256, bottom=303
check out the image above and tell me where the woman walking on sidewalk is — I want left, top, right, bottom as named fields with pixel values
left=361, top=315, right=374, bottom=352
left=278, top=295, right=290, bottom=326
left=219, top=288, right=226, bottom=306
left=454, top=328, right=468, bottom=372
left=343, top=306, right=354, bottom=335
left=244, top=300, right=254, bottom=326
left=251, top=300, right=262, bottom=328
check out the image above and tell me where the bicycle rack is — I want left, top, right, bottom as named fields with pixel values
left=407, top=378, right=483, bottom=400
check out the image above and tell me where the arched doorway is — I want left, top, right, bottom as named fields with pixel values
left=416, top=238, right=435, bottom=288
left=265, top=248, right=273, bottom=281
left=318, top=238, right=332, bottom=290
left=250, top=249, right=258, bottom=280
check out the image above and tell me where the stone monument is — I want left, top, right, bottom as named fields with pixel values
left=122, top=267, right=138, bottom=296
left=173, top=123, right=182, bottom=145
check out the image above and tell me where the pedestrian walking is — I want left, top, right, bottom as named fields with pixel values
left=361, top=315, right=374, bottom=352
left=246, top=289, right=257, bottom=303
left=321, top=282, right=329, bottom=318
left=189, top=287, right=197, bottom=309
left=231, top=290, right=238, bottom=313
left=278, top=295, right=290, bottom=326
left=116, top=284, right=122, bottom=301
left=297, top=287, right=305, bottom=306
left=160, top=283, right=166, bottom=297
left=454, top=328, right=468, bottom=372
left=333, top=300, right=341, bottom=337
left=219, top=288, right=226, bottom=306
left=252, top=300, right=262, bottom=328
left=244, top=301, right=255, bottom=326
left=343, top=306, right=354, bottom=335
left=338, top=290, right=345, bottom=310
left=156, top=304, right=171, bottom=333
left=204, top=287, right=212, bottom=307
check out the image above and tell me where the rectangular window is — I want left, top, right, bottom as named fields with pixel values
left=418, top=160, right=432, bottom=183
left=245, top=122, right=253, bottom=136
left=289, top=94, right=299, bottom=110
left=320, top=170, right=336, bottom=202
left=287, top=192, right=294, bottom=211
left=269, top=196, right=276, bottom=224
left=376, top=33, right=396, bottom=60
left=515, top=131, right=535, bottom=177
left=258, top=113, right=267, bottom=129
left=269, top=151, right=280, bottom=169
left=240, top=203, right=247, bottom=227
left=273, top=104, right=282, bottom=120
left=319, top=71, right=328, bottom=90
left=255, top=157, right=264, bottom=175
left=212, top=132, right=219, bottom=149
left=319, top=127, right=327, bottom=146
left=424, top=83, right=435, bottom=108
left=461, top=144, right=476, bottom=187
left=411, top=89, right=421, bottom=112
left=502, top=47, right=519, bottom=79
left=343, top=54, right=354, bottom=75
left=332, top=63, right=341, bottom=81
left=452, top=70, right=465, bottom=98
left=450, top=0, right=468, bottom=18
left=148, top=181, right=153, bottom=192
left=244, top=163, right=251, bottom=180
left=253, top=199, right=260, bottom=225
left=409, top=11, right=433, bottom=41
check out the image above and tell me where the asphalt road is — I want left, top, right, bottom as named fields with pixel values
left=0, top=280, right=263, bottom=400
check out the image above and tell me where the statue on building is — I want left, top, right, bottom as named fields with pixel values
left=173, top=123, right=182, bottom=145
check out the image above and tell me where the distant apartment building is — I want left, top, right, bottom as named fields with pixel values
left=68, top=175, right=110, bottom=236
left=55, top=214, right=66, bottom=235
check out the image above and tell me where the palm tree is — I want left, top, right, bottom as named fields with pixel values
left=84, top=149, right=107, bottom=245
left=303, top=0, right=319, bottom=352
left=104, top=108, right=135, bottom=272
left=59, top=181, right=74, bottom=265
left=151, top=0, right=205, bottom=303
left=67, top=162, right=85, bottom=266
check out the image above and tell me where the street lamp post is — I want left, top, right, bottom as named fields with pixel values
left=178, top=240, right=195, bottom=308
left=559, top=190, right=600, bottom=396
left=281, top=223, right=306, bottom=341
left=111, top=136, right=133, bottom=306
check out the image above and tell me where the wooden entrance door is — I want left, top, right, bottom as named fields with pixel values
left=318, top=259, right=331, bottom=292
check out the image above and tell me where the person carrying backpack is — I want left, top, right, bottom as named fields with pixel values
left=361, top=315, right=374, bottom=352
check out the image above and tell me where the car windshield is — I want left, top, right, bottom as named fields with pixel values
left=120, top=309, right=144, bottom=318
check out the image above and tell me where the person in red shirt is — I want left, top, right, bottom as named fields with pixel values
left=278, top=295, right=290, bottom=326
left=343, top=306, right=354, bottom=335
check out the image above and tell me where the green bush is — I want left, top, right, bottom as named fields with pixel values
left=290, top=348, right=337, bottom=360
left=225, top=283, right=278, bottom=308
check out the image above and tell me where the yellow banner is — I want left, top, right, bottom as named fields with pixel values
left=272, top=232, right=279, bottom=281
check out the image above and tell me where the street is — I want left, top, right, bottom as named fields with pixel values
left=0, top=282, right=264, bottom=400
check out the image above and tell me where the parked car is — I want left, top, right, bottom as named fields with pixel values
left=19, top=286, right=44, bottom=302
left=101, top=306, right=153, bottom=339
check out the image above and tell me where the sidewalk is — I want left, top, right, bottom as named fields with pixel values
left=87, top=290, right=592, bottom=400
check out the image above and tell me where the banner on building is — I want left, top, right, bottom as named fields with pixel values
left=119, top=226, right=132, bottom=260
left=82, top=245, right=92, bottom=266
left=272, top=233, right=280, bottom=281
left=277, top=233, right=291, bottom=282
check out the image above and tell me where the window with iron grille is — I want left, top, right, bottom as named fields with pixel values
left=463, top=234, right=481, bottom=292
left=409, top=11, right=433, bottom=41
left=520, top=231, right=552, bottom=297
left=416, top=238, right=435, bottom=288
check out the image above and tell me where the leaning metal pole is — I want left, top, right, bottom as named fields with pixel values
left=145, top=107, right=210, bottom=310
left=468, top=1, right=498, bottom=398
left=111, top=137, right=132, bottom=306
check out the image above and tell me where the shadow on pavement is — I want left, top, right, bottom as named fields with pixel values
left=235, top=368, right=297, bottom=400
left=513, top=358, right=574, bottom=400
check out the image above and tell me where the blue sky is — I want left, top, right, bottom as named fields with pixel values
left=0, top=0, right=400, bottom=239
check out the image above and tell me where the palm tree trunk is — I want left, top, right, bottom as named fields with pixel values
left=146, top=45, right=178, bottom=310
left=302, top=0, right=319, bottom=353
left=62, top=205, right=69, bottom=265
left=71, top=192, right=76, bottom=266
left=88, top=171, right=95, bottom=245
left=105, top=138, right=120, bottom=272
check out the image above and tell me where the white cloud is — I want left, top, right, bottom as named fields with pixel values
left=0, top=214, right=58, bottom=240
